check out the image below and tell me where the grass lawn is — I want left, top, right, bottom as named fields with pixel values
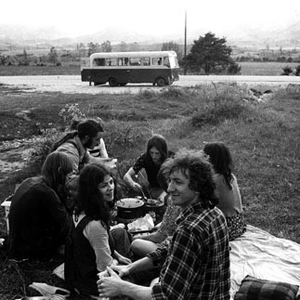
left=0, top=81, right=299, bottom=299
left=239, top=61, right=300, bottom=76
left=1, top=61, right=300, bottom=76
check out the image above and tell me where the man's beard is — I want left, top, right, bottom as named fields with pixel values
left=83, top=136, right=94, bottom=149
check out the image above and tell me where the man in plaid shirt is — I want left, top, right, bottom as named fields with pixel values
left=98, top=149, right=230, bottom=300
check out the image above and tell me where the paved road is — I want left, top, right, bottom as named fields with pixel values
left=0, top=75, right=299, bottom=94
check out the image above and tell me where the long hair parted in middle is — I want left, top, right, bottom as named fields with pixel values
left=76, top=164, right=113, bottom=226
left=42, top=151, right=73, bottom=197
left=203, top=142, right=233, bottom=189
left=145, top=134, right=168, bottom=164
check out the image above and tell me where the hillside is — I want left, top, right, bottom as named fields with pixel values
left=0, top=19, right=300, bottom=51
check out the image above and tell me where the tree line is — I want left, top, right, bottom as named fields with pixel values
left=1, top=32, right=300, bottom=75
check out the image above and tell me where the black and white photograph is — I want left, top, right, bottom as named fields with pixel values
left=1, top=0, right=300, bottom=299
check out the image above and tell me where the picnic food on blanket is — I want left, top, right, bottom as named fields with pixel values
left=127, top=213, right=155, bottom=233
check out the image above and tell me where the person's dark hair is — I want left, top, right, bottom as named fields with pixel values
left=165, top=149, right=218, bottom=209
left=42, top=152, right=73, bottom=197
left=157, top=159, right=171, bottom=192
left=77, top=118, right=104, bottom=139
left=203, top=142, right=233, bottom=189
left=145, top=134, right=168, bottom=164
left=76, top=164, right=112, bottom=226
left=69, top=118, right=80, bottom=131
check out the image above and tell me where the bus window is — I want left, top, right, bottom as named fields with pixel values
left=118, top=58, right=123, bottom=66
left=129, top=57, right=141, bottom=66
left=106, top=58, right=118, bottom=66
left=93, top=58, right=105, bottom=66
left=163, top=57, right=170, bottom=67
left=124, top=58, right=129, bottom=66
left=152, top=57, right=162, bottom=66
left=141, top=57, right=150, bottom=66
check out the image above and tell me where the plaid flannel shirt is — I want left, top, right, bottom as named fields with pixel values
left=148, top=202, right=230, bottom=300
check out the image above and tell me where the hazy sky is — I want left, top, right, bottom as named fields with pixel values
left=1, top=0, right=300, bottom=38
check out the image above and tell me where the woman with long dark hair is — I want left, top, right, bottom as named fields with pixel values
left=8, top=152, right=73, bottom=260
left=65, top=164, right=131, bottom=296
left=204, top=141, right=246, bottom=240
left=123, top=134, right=173, bottom=199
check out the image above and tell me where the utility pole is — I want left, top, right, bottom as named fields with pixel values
left=184, top=9, right=187, bottom=75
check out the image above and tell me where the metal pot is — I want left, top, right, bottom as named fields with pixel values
left=144, top=199, right=166, bottom=223
left=116, top=198, right=145, bottom=220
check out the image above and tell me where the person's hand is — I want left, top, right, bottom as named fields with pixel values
left=117, top=255, right=132, bottom=265
left=157, top=191, right=168, bottom=204
left=103, top=158, right=118, bottom=170
left=131, top=182, right=142, bottom=192
left=110, top=264, right=130, bottom=278
left=97, top=266, right=123, bottom=298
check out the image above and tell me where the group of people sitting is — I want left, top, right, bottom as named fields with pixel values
left=7, top=117, right=246, bottom=299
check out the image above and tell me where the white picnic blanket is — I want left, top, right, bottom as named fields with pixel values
left=230, top=224, right=300, bottom=299
left=54, top=224, right=300, bottom=299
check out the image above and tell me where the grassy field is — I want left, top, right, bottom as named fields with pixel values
left=0, top=80, right=299, bottom=299
left=0, top=61, right=299, bottom=76
left=239, top=62, right=300, bottom=76
left=0, top=65, right=80, bottom=76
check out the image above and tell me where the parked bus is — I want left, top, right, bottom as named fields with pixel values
left=81, top=51, right=180, bottom=87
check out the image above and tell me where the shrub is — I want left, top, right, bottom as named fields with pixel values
left=22, top=128, right=61, bottom=174
left=295, top=65, right=300, bottom=76
left=281, top=66, right=293, bottom=76
left=191, top=100, right=246, bottom=128
left=190, top=83, right=249, bottom=128
left=227, top=62, right=241, bottom=75
left=58, top=103, right=86, bottom=124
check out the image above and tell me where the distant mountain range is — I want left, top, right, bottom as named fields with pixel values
left=0, top=20, right=299, bottom=50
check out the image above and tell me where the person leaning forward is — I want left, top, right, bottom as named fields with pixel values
left=53, top=118, right=116, bottom=173
left=97, top=149, right=231, bottom=300
left=52, top=118, right=117, bottom=212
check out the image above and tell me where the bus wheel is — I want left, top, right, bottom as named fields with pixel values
left=155, top=77, right=166, bottom=87
left=109, top=77, right=119, bottom=87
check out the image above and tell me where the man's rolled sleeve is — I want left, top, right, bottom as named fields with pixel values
left=147, top=245, right=168, bottom=268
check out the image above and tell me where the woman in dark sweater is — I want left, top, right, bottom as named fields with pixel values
left=123, top=134, right=173, bottom=199
left=8, top=152, right=73, bottom=260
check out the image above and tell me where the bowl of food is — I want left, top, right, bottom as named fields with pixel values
left=116, top=198, right=145, bottom=220
left=145, top=199, right=164, bottom=207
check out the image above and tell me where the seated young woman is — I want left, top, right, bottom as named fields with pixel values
left=8, top=152, right=73, bottom=261
left=123, top=134, right=173, bottom=200
left=130, top=160, right=182, bottom=258
left=64, top=164, right=132, bottom=297
left=204, top=141, right=246, bottom=241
